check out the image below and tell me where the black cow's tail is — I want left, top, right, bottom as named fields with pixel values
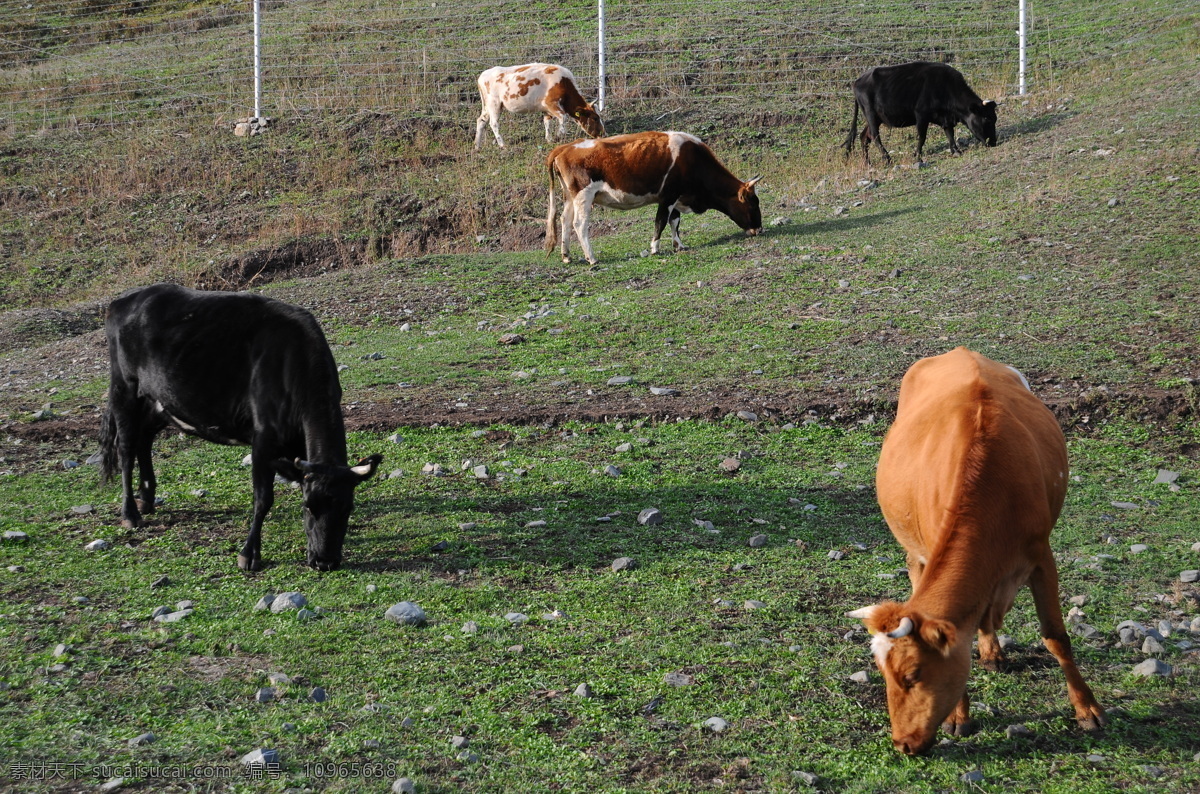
left=96, top=405, right=118, bottom=486
left=544, top=159, right=559, bottom=256
left=843, top=97, right=860, bottom=159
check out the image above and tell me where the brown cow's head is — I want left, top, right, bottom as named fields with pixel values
left=275, top=454, right=382, bottom=571
left=966, top=100, right=998, bottom=147
left=733, top=175, right=763, bottom=236
left=572, top=103, right=606, bottom=139
left=847, top=602, right=971, bottom=755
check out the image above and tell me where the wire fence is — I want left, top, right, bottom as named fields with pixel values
left=0, top=0, right=1191, bottom=133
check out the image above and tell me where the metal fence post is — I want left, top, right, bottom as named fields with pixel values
left=253, top=0, right=262, bottom=118
left=597, top=0, right=606, bottom=112
left=1018, top=0, right=1027, bottom=95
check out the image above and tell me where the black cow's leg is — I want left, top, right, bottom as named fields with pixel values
left=668, top=208, right=685, bottom=251
left=652, top=203, right=669, bottom=254
left=943, top=124, right=960, bottom=154
left=860, top=107, right=891, bottom=166
left=134, top=430, right=157, bottom=515
left=113, top=399, right=143, bottom=529
left=238, top=454, right=276, bottom=572
left=915, top=120, right=929, bottom=163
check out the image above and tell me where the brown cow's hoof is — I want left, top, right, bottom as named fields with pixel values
left=978, top=657, right=1006, bottom=673
left=941, top=718, right=976, bottom=737
left=237, top=554, right=262, bottom=572
left=120, top=517, right=142, bottom=529
left=1077, top=706, right=1107, bottom=731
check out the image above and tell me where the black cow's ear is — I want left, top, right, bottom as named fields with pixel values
left=984, top=100, right=997, bottom=109
left=350, top=453, right=383, bottom=481
left=273, top=457, right=303, bottom=482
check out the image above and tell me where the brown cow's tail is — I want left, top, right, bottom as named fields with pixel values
left=96, top=405, right=118, bottom=486
left=842, top=97, right=859, bottom=158
left=544, top=158, right=559, bottom=256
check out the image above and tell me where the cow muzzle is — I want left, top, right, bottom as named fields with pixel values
left=745, top=228, right=762, bottom=237
left=893, top=733, right=936, bottom=756
left=307, top=552, right=341, bottom=572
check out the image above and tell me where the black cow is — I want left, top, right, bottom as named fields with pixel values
left=98, top=283, right=382, bottom=571
left=843, top=62, right=998, bottom=166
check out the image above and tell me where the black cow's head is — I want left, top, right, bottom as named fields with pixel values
left=275, top=454, right=382, bottom=570
left=966, top=100, right=998, bottom=147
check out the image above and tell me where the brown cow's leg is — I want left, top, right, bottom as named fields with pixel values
left=1029, top=551, right=1106, bottom=731
left=977, top=629, right=1005, bottom=672
left=942, top=693, right=976, bottom=737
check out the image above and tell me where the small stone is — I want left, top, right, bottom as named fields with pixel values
left=52, top=643, right=71, bottom=656
left=1131, top=658, right=1172, bottom=677
left=421, top=462, right=446, bottom=476
left=849, top=670, right=870, bottom=684
left=462, top=621, right=479, bottom=634
left=242, top=454, right=253, bottom=466
left=637, top=508, right=664, bottom=526
left=574, top=683, right=593, bottom=698
left=506, top=645, right=524, bottom=654
left=1181, top=570, right=1200, bottom=584
left=267, top=672, right=290, bottom=685
left=150, top=605, right=171, bottom=618
left=128, top=732, right=156, bottom=747
left=827, top=550, right=845, bottom=561
left=649, top=386, right=680, bottom=396
left=451, top=735, right=470, bottom=749
left=1074, top=623, right=1100, bottom=639
left=524, top=520, right=547, bottom=528
left=603, top=464, right=622, bottom=478
left=151, top=576, right=170, bottom=589
left=748, top=534, right=768, bottom=548
left=498, top=333, right=524, bottom=345
left=253, top=594, right=276, bottom=612
left=703, top=717, right=728, bottom=733
left=792, top=770, right=820, bottom=786
left=664, top=672, right=694, bottom=686
left=153, top=609, right=193, bottom=623
left=457, top=751, right=480, bottom=762
left=720, top=458, right=741, bottom=473
left=1111, top=501, right=1139, bottom=510
left=254, top=687, right=275, bottom=703
left=175, top=600, right=195, bottom=611
left=70, top=504, right=94, bottom=515
left=960, top=771, right=984, bottom=784
left=400, top=717, right=415, bottom=728
left=1142, top=636, right=1165, bottom=654
left=85, top=539, right=109, bottom=551
left=1087, top=754, right=1106, bottom=764
left=270, top=592, right=307, bottom=613
left=1130, top=544, right=1149, bottom=554
left=240, top=748, right=281, bottom=769
left=612, top=557, right=637, bottom=572
left=1107, top=198, right=1120, bottom=207
left=385, top=602, right=427, bottom=626
left=1153, top=469, right=1179, bottom=485
left=99, top=779, right=125, bottom=792
left=615, top=442, right=633, bottom=453
left=1141, top=766, right=1165, bottom=779
left=472, top=465, right=489, bottom=479
left=543, top=610, right=567, bottom=621
left=744, top=600, right=767, bottom=610
left=607, top=375, right=633, bottom=386
left=7, top=565, right=24, bottom=572
left=736, top=410, right=758, bottom=422
left=459, top=522, right=477, bottom=531
left=1069, top=595, right=1088, bottom=606
left=392, top=778, right=416, bottom=794
left=387, top=433, right=404, bottom=444
left=504, top=612, right=528, bottom=625
left=309, top=687, right=327, bottom=703
left=1005, top=724, right=1033, bottom=738
left=387, top=469, right=405, bottom=479
left=73, top=596, right=89, bottom=605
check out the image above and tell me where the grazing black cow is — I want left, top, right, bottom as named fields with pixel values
left=98, top=283, right=382, bottom=571
left=843, top=62, right=998, bottom=166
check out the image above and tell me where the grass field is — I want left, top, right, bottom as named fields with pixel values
left=1, top=1, right=1199, bottom=792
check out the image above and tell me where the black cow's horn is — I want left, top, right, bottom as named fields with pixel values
left=887, top=617, right=914, bottom=639
left=295, top=458, right=316, bottom=473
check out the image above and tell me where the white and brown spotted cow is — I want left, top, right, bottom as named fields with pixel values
left=475, top=63, right=605, bottom=149
left=545, top=131, right=762, bottom=265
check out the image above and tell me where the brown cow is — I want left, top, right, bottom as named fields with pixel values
left=545, top=131, right=762, bottom=265
left=848, top=347, right=1104, bottom=755
left=475, top=63, right=605, bottom=149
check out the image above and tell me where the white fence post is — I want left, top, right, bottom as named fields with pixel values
left=253, top=0, right=263, bottom=118
left=1018, top=0, right=1027, bottom=95
left=597, top=0, right=606, bottom=112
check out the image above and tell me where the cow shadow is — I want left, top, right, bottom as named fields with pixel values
left=761, top=206, right=921, bottom=239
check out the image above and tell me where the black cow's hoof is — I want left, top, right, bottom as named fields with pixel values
left=120, top=517, right=142, bottom=529
left=237, top=554, right=261, bottom=572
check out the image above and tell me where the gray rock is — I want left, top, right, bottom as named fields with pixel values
left=72, top=596, right=89, bottom=605
left=998, top=634, right=1016, bottom=650
left=1087, top=754, right=1106, bottom=763
left=1069, top=595, right=1088, bottom=606
left=1120, top=627, right=1138, bottom=645
left=720, top=457, right=741, bottom=473
left=1131, top=658, right=1172, bottom=677
left=1130, top=544, right=1150, bottom=554
left=270, top=592, right=306, bottom=613
left=70, top=504, right=94, bottom=515
left=392, top=778, right=416, bottom=794
left=6, top=565, right=24, bottom=572
left=458, top=522, right=477, bottom=531
left=84, top=539, right=110, bottom=551
left=385, top=602, right=427, bottom=626
left=736, top=410, right=758, bottom=422
left=1141, top=765, right=1165, bottom=778
left=504, top=612, right=528, bottom=625
left=1181, top=570, right=1200, bottom=584
left=387, top=469, right=405, bottom=479
left=603, top=464, right=622, bottom=478
left=421, top=462, right=446, bottom=476
left=612, top=557, right=637, bottom=572
left=1067, top=606, right=1086, bottom=623
left=242, top=453, right=254, bottom=466
left=1111, top=501, right=1139, bottom=510
left=150, top=605, right=171, bottom=619
left=127, top=731, right=156, bottom=748
left=451, top=735, right=470, bottom=749
left=99, top=779, right=125, bottom=792
left=254, top=687, right=275, bottom=703
left=1006, top=724, right=1033, bottom=738
left=150, top=575, right=170, bottom=589
left=607, top=375, right=633, bottom=386
left=1073, top=623, right=1100, bottom=639
left=154, top=609, right=193, bottom=623
left=649, top=386, right=680, bottom=396
left=744, top=600, right=767, bottom=610
left=574, top=683, right=593, bottom=698
left=827, top=550, right=846, bottom=561
left=461, top=621, right=479, bottom=634
left=849, top=670, right=870, bottom=684
left=524, top=520, right=547, bottom=529
left=748, top=534, right=768, bottom=548
left=1158, top=619, right=1173, bottom=637
left=1153, top=469, right=1179, bottom=485
left=792, top=770, right=820, bottom=786
left=253, top=594, right=276, bottom=611
left=637, top=508, right=664, bottom=526
left=400, top=717, right=415, bottom=728
left=296, top=608, right=317, bottom=621
left=615, top=442, right=633, bottom=453
left=176, top=600, right=195, bottom=611
left=664, top=672, right=694, bottom=686
left=309, top=687, right=327, bottom=703
left=472, top=464, right=490, bottom=479
left=1142, top=636, right=1165, bottom=654
left=961, top=771, right=985, bottom=783
left=703, top=717, right=729, bottom=733
left=1191, top=616, right=1200, bottom=633
left=240, top=748, right=280, bottom=769
left=542, top=610, right=567, bottom=621
left=52, top=643, right=71, bottom=656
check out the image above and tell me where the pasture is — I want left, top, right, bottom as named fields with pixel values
left=1, top=0, right=1199, bottom=791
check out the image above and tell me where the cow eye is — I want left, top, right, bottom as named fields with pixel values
left=902, top=670, right=921, bottom=688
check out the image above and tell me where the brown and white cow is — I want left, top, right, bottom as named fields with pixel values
left=848, top=347, right=1105, bottom=755
left=545, top=131, right=762, bottom=265
left=475, top=63, right=605, bottom=149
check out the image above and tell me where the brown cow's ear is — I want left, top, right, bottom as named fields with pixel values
left=919, top=617, right=957, bottom=656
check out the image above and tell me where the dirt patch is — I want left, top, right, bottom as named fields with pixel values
left=0, top=303, right=105, bottom=355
